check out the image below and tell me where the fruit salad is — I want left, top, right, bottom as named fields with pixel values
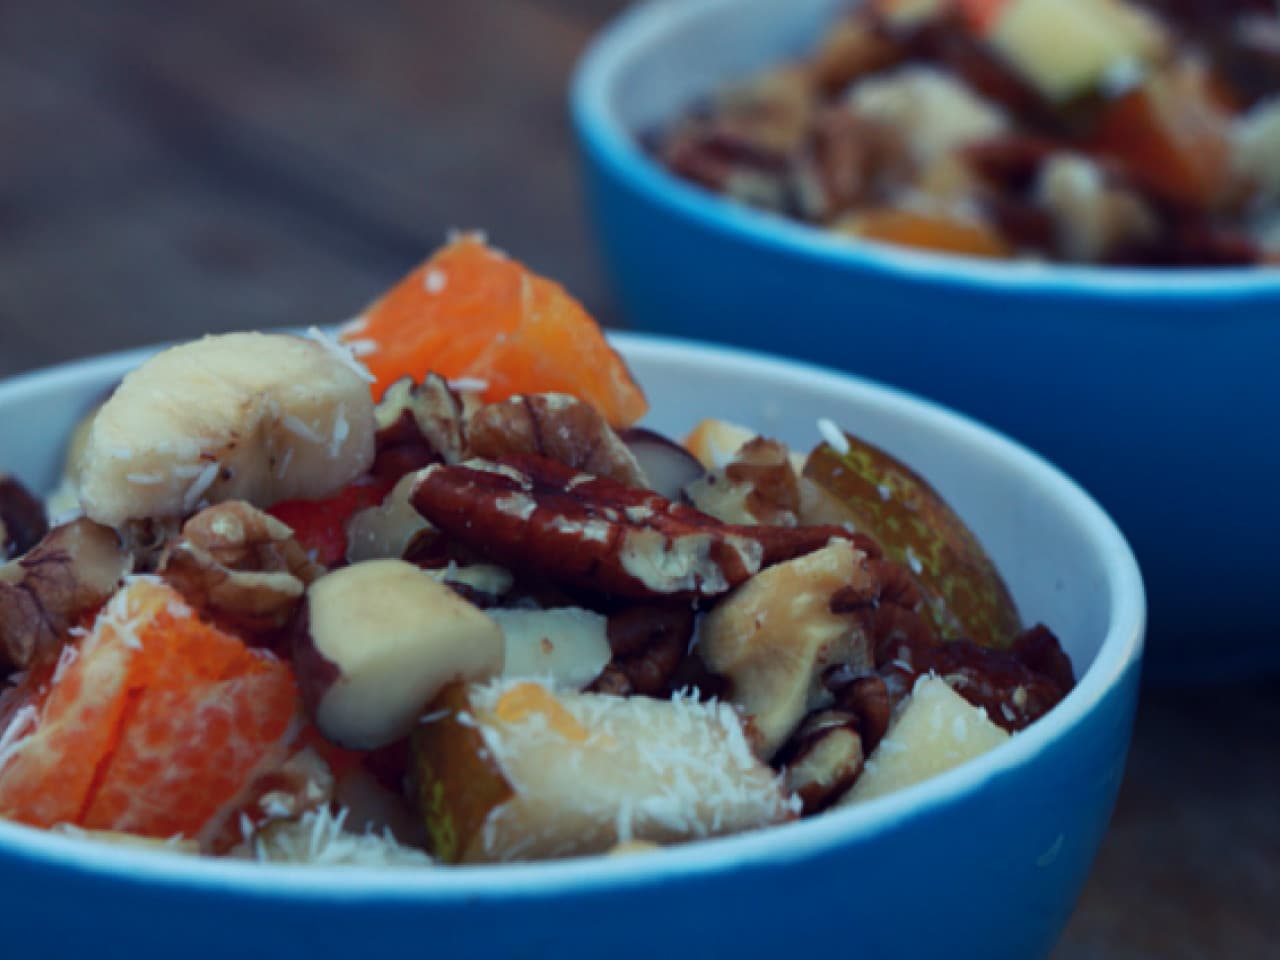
left=0, top=236, right=1074, bottom=866
left=650, top=0, right=1280, bottom=266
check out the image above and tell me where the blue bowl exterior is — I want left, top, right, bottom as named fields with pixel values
left=3, top=659, right=1139, bottom=960
left=576, top=126, right=1280, bottom=683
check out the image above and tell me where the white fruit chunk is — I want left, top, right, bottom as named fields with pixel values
left=989, top=0, right=1166, bottom=102
left=78, top=332, right=376, bottom=526
left=842, top=675, right=1009, bottom=804
left=698, top=539, right=874, bottom=759
left=297, top=559, right=504, bottom=749
left=489, top=607, right=613, bottom=690
left=455, top=679, right=796, bottom=861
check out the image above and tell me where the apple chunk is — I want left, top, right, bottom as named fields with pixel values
left=841, top=675, right=1009, bottom=804
left=411, top=679, right=797, bottom=863
left=294, top=559, right=504, bottom=750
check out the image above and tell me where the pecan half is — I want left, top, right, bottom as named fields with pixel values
left=466, top=394, right=648, bottom=489
left=0, top=475, right=49, bottom=561
left=410, top=454, right=852, bottom=600
left=775, top=709, right=865, bottom=815
left=0, top=519, right=129, bottom=675
left=159, top=501, right=323, bottom=634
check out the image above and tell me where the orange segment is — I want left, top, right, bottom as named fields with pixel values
left=0, top=580, right=299, bottom=845
left=344, top=234, right=648, bottom=428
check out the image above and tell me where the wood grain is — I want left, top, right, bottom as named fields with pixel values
left=0, top=3, right=1275, bottom=957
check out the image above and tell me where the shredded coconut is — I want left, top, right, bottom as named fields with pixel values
left=304, top=326, right=376, bottom=384
left=182, top=462, right=220, bottom=513
left=816, top=418, right=850, bottom=454
left=424, top=267, right=447, bottom=294
left=0, top=703, right=40, bottom=772
left=329, top=403, right=349, bottom=458
left=448, top=376, right=489, bottom=393
left=281, top=414, right=323, bottom=444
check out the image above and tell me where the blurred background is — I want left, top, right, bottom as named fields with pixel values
left=1, top=1, right=1276, bottom=957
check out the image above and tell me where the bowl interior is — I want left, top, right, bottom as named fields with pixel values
left=0, top=334, right=1144, bottom=893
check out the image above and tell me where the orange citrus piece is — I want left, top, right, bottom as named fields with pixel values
left=342, top=234, right=648, bottom=428
left=0, top=580, right=300, bottom=846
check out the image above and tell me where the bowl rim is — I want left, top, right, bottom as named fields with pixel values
left=570, top=0, right=1280, bottom=301
left=0, top=333, right=1146, bottom=899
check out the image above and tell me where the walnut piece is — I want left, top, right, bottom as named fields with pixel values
left=410, top=453, right=852, bottom=600
left=467, top=393, right=648, bottom=489
left=159, top=501, right=322, bottom=633
left=0, top=475, right=49, bottom=561
left=0, top=519, right=129, bottom=675
left=776, top=709, right=865, bottom=814
left=684, top=437, right=801, bottom=526
left=374, top=374, right=472, bottom=471
left=697, top=539, right=878, bottom=759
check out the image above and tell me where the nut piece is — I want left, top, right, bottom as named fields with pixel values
left=697, top=539, right=877, bottom=758
left=684, top=437, right=801, bottom=526
left=467, top=393, right=648, bottom=488
left=410, top=453, right=851, bottom=600
left=159, top=501, right=323, bottom=633
left=0, top=519, right=129, bottom=674
left=412, top=678, right=797, bottom=863
left=587, top=604, right=694, bottom=697
left=0, top=475, right=49, bottom=560
left=374, top=374, right=472, bottom=469
left=78, top=332, right=376, bottom=526
left=294, top=559, right=504, bottom=750
left=777, top=709, right=865, bottom=814
left=842, top=675, right=1009, bottom=804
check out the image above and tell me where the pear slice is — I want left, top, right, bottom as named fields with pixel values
left=411, top=679, right=795, bottom=863
left=803, top=431, right=1021, bottom=649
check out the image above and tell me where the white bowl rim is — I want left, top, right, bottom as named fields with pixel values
left=571, top=0, right=1280, bottom=302
left=0, top=333, right=1146, bottom=900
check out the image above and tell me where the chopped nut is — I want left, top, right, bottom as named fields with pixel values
left=159, top=501, right=322, bottom=634
left=467, top=393, right=648, bottom=488
left=586, top=604, right=694, bottom=697
left=698, top=539, right=877, bottom=758
left=0, top=519, right=129, bottom=675
left=684, top=437, right=800, bottom=526
left=345, top=473, right=435, bottom=564
left=776, top=709, right=865, bottom=814
left=0, top=475, right=49, bottom=560
left=374, top=374, right=471, bottom=470
left=410, top=453, right=852, bottom=600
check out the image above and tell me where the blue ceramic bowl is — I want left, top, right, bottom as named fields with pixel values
left=0, top=335, right=1142, bottom=960
left=572, top=0, right=1280, bottom=682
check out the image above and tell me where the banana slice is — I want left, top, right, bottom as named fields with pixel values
left=78, top=332, right=376, bottom=526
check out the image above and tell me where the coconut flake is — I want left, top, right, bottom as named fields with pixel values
left=182, top=462, right=220, bottom=513
left=0, top=703, right=40, bottom=772
left=817, top=418, right=850, bottom=454
left=304, top=326, right=376, bottom=384
left=423, top=267, right=447, bottom=294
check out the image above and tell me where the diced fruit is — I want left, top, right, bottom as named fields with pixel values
left=837, top=208, right=1012, bottom=258
left=77, top=333, right=376, bottom=527
left=342, top=234, right=648, bottom=428
left=0, top=579, right=300, bottom=847
left=697, top=540, right=876, bottom=758
left=489, top=607, right=613, bottom=691
left=270, top=478, right=395, bottom=568
left=988, top=0, right=1166, bottom=102
left=841, top=675, right=1009, bottom=803
left=804, top=431, right=1021, bottom=649
left=294, top=559, right=504, bottom=750
left=412, top=679, right=795, bottom=863
left=1091, top=64, right=1233, bottom=211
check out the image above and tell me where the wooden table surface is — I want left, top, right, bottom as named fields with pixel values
left=1, top=2, right=1276, bottom=956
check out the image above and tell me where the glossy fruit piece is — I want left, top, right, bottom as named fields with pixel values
left=0, top=579, right=300, bottom=846
left=342, top=234, right=648, bottom=428
left=837, top=209, right=1012, bottom=259
left=1091, top=64, right=1232, bottom=211
left=269, top=477, right=394, bottom=568
left=803, top=432, right=1021, bottom=649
